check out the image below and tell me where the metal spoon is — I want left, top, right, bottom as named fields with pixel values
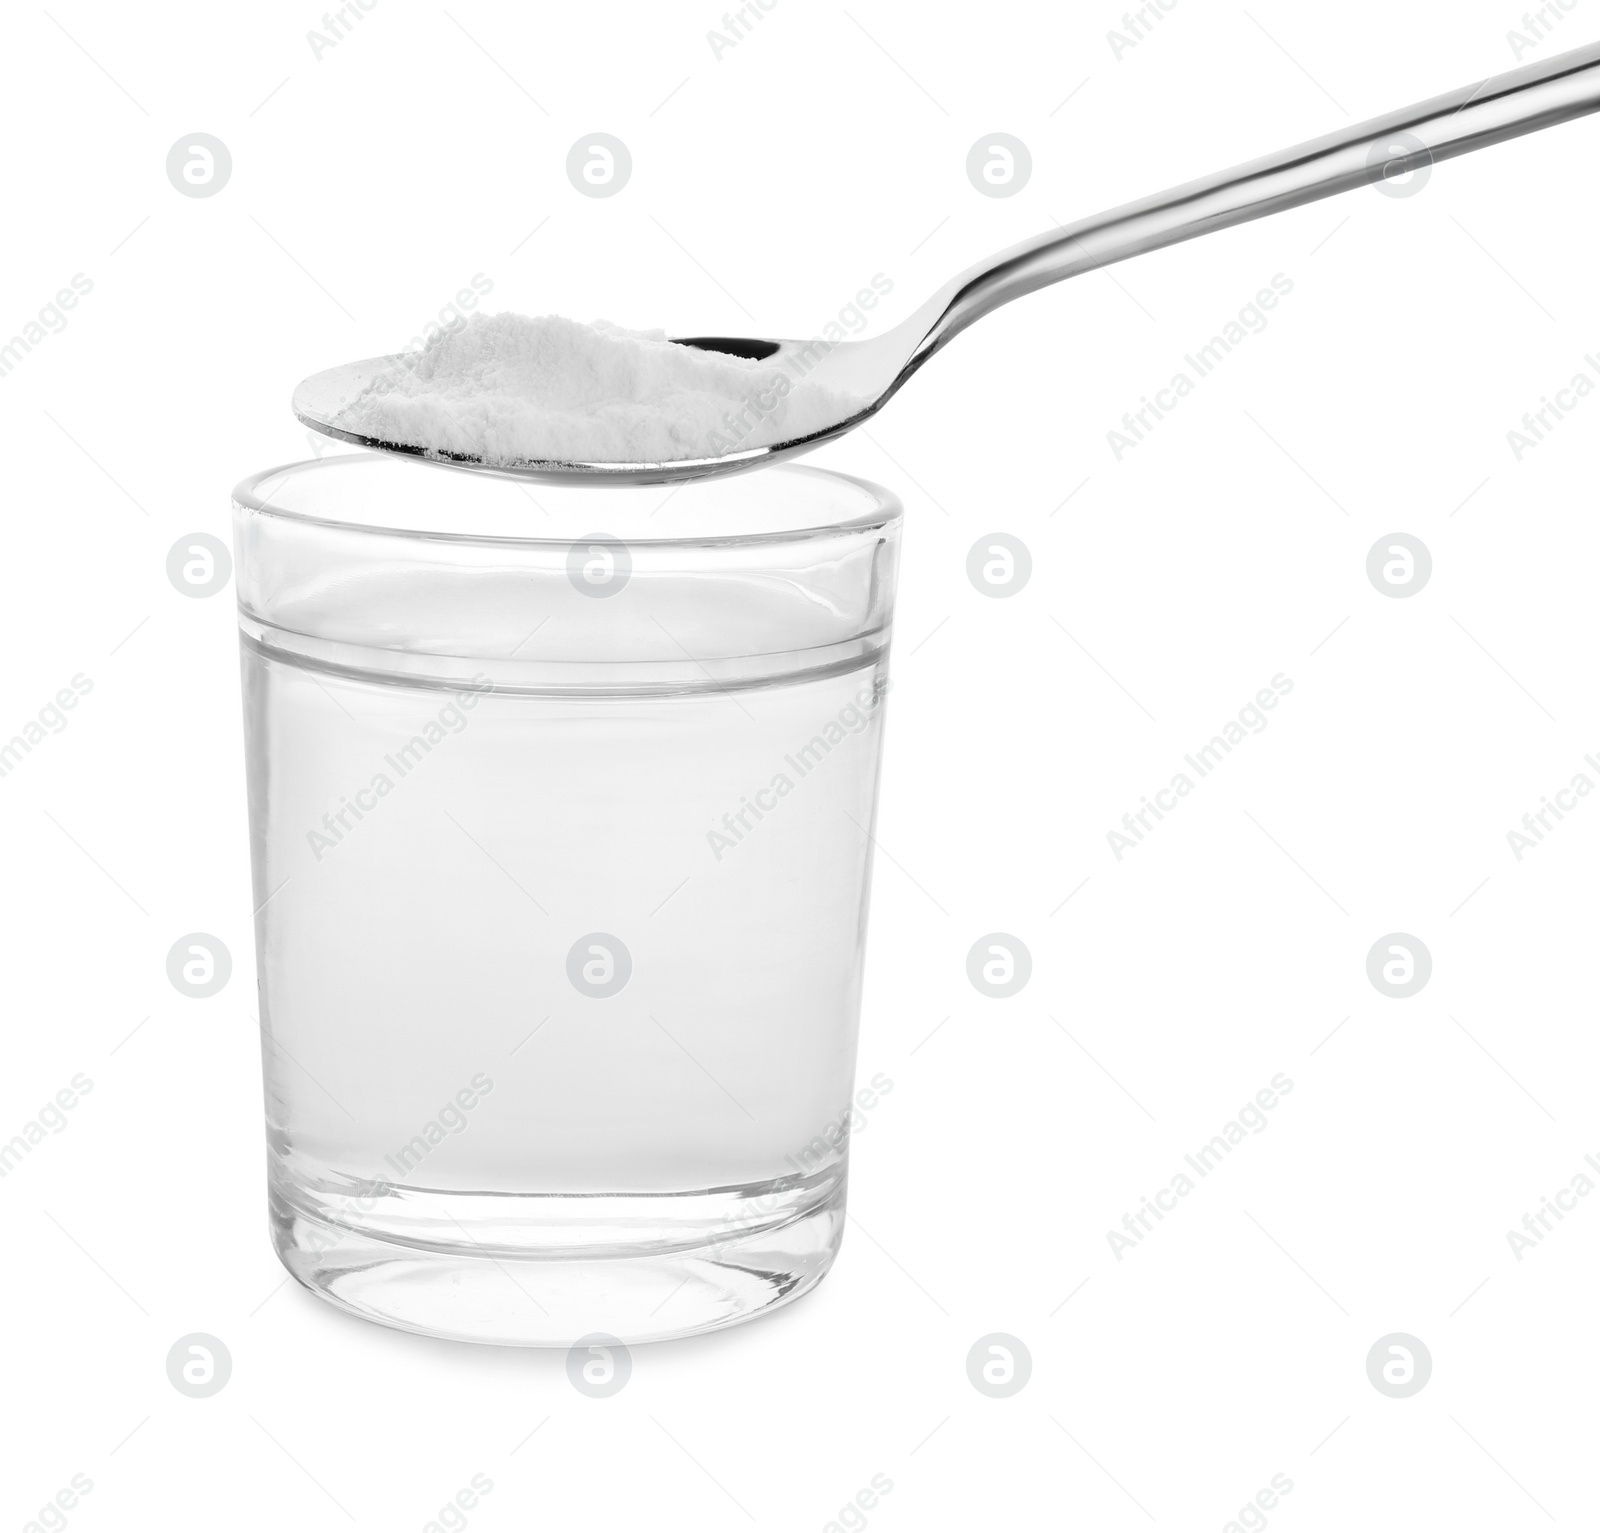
left=296, top=40, right=1600, bottom=486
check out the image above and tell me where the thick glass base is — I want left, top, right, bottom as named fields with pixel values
left=268, top=1166, right=846, bottom=1346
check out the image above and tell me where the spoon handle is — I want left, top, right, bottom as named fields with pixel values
left=916, top=40, right=1600, bottom=366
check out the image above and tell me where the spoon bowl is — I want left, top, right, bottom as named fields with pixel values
left=291, top=339, right=899, bottom=486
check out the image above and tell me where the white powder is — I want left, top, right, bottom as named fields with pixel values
left=332, top=312, right=866, bottom=465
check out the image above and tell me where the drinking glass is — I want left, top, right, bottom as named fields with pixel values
left=231, top=452, right=901, bottom=1345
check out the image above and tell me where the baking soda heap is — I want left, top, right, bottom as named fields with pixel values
left=332, top=312, right=866, bottom=466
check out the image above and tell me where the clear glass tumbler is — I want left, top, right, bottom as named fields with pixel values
left=231, top=453, right=901, bottom=1345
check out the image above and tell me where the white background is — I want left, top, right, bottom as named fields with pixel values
left=4, top=1, right=1600, bottom=1527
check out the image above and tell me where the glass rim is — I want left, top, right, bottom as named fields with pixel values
left=232, top=454, right=903, bottom=551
